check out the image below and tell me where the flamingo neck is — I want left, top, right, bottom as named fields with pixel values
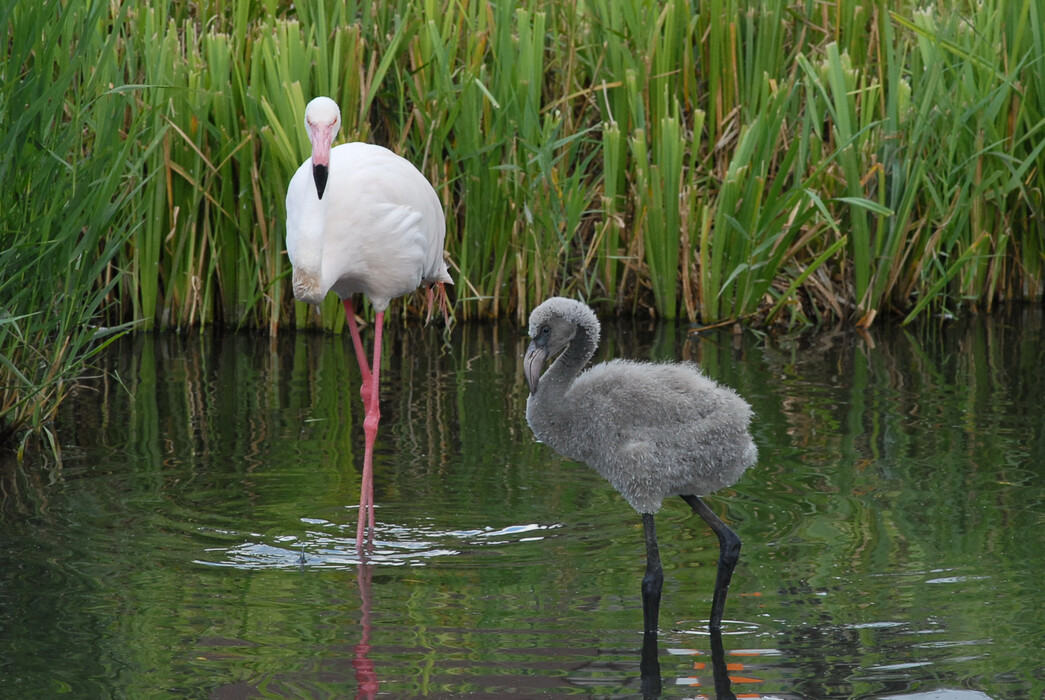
left=525, top=315, right=600, bottom=462
left=290, top=195, right=329, bottom=304
left=546, top=315, right=600, bottom=389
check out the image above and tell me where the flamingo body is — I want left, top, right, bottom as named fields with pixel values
left=528, top=356, right=755, bottom=514
left=286, top=141, right=451, bottom=309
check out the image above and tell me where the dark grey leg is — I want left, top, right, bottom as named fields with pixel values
left=681, top=495, right=741, bottom=630
left=641, top=512, right=663, bottom=635
left=639, top=513, right=664, bottom=697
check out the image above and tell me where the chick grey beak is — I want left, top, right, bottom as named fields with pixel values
left=524, top=340, right=549, bottom=395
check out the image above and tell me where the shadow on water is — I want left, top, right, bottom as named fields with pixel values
left=2, top=307, right=1044, bottom=697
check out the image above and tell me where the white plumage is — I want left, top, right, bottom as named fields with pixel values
left=285, top=140, right=451, bottom=309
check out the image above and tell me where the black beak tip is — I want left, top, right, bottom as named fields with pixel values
left=523, top=342, right=547, bottom=396
left=312, top=164, right=329, bottom=200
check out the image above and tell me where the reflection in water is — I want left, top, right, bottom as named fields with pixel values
left=707, top=630, right=738, bottom=700
left=646, top=628, right=757, bottom=698
left=641, top=630, right=662, bottom=697
left=354, top=563, right=378, bottom=699
left=2, top=310, right=1044, bottom=697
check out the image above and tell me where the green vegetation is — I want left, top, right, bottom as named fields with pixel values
left=0, top=0, right=154, bottom=451
left=2, top=0, right=1043, bottom=444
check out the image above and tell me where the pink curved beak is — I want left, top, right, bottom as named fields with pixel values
left=308, top=121, right=337, bottom=199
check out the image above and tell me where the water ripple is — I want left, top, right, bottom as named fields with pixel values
left=194, top=519, right=563, bottom=569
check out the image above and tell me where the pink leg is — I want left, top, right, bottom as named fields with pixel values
left=343, top=300, right=381, bottom=549
left=357, top=311, right=383, bottom=548
left=343, top=299, right=373, bottom=411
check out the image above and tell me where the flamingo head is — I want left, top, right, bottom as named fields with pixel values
left=304, top=96, right=341, bottom=199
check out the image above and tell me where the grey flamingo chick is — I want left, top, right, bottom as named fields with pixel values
left=523, top=297, right=757, bottom=632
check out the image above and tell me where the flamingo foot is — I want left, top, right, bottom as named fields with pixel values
left=425, top=282, right=452, bottom=326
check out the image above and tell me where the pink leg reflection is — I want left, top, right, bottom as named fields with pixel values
left=353, top=562, right=378, bottom=698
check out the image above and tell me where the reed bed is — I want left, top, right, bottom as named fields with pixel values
left=2, top=0, right=1044, bottom=442
left=1, top=0, right=153, bottom=450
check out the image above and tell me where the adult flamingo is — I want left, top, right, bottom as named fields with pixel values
left=286, top=96, right=451, bottom=549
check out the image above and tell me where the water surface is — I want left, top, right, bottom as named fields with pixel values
left=2, top=310, right=1043, bottom=698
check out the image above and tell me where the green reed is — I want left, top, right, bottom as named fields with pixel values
left=0, top=0, right=155, bottom=450
left=103, top=0, right=1045, bottom=327
left=4, top=0, right=1045, bottom=443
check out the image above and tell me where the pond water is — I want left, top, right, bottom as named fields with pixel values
left=2, top=308, right=1043, bottom=698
